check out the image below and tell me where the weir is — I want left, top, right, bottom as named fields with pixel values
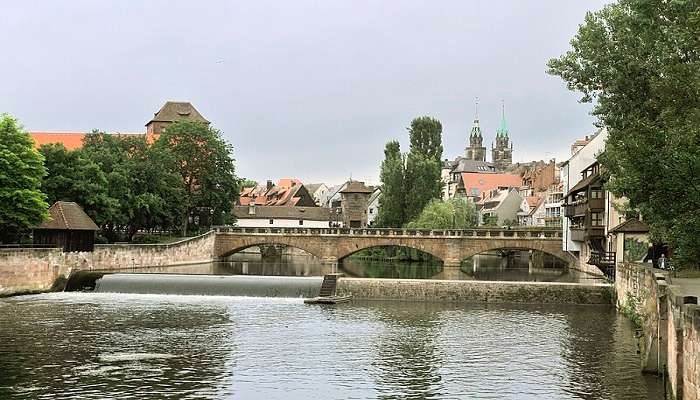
left=93, top=274, right=324, bottom=298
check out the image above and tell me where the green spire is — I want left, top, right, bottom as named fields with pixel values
left=497, top=100, right=508, bottom=137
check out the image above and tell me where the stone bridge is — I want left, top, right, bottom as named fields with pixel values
left=213, top=226, right=575, bottom=267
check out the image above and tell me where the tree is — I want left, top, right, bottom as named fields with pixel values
left=40, top=143, right=117, bottom=228
left=404, top=117, right=443, bottom=222
left=80, top=132, right=186, bottom=240
left=154, top=121, right=239, bottom=235
left=240, top=179, right=258, bottom=189
left=406, top=198, right=477, bottom=229
left=376, top=140, right=405, bottom=227
left=0, top=115, right=48, bottom=242
left=547, top=0, right=700, bottom=267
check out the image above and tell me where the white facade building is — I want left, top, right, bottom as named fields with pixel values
left=233, top=205, right=332, bottom=228
left=561, top=127, right=608, bottom=253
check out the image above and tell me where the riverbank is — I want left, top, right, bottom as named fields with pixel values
left=616, top=262, right=700, bottom=399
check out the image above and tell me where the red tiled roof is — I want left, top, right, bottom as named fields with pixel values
left=461, top=172, right=522, bottom=197
left=30, top=132, right=87, bottom=150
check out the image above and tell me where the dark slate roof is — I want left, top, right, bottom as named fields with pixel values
left=147, top=101, right=209, bottom=125
left=340, top=181, right=373, bottom=194
left=452, top=157, right=497, bottom=173
left=609, top=219, right=649, bottom=233
left=233, top=206, right=331, bottom=221
left=36, top=201, right=99, bottom=231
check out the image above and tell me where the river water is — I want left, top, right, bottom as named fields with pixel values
left=0, top=254, right=663, bottom=399
left=0, top=293, right=663, bottom=399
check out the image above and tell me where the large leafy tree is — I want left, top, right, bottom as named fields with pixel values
left=40, top=143, right=117, bottom=228
left=548, top=0, right=700, bottom=267
left=81, top=132, right=186, bottom=240
left=404, top=116, right=443, bottom=222
left=154, top=121, right=239, bottom=235
left=0, top=115, right=48, bottom=242
left=376, top=140, right=405, bottom=227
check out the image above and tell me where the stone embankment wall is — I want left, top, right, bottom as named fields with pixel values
left=336, top=278, right=613, bottom=305
left=616, top=262, right=700, bottom=400
left=0, top=232, right=216, bottom=296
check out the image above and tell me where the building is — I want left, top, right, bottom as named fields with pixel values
left=238, top=179, right=316, bottom=207
left=33, top=201, right=99, bottom=252
left=465, top=111, right=486, bottom=162
left=29, top=101, right=207, bottom=149
left=543, top=183, right=564, bottom=227
left=145, top=101, right=209, bottom=143
left=491, top=105, right=513, bottom=170
left=608, top=219, right=651, bottom=264
left=442, top=158, right=498, bottom=200
left=517, top=196, right=545, bottom=226
left=340, top=181, right=373, bottom=228
left=233, top=205, right=331, bottom=228
left=477, top=188, right=524, bottom=226
left=366, top=187, right=381, bottom=227
left=304, top=183, right=329, bottom=206
left=457, top=171, right=522, bottom=201
left=521, top=160, right=558, bottom=192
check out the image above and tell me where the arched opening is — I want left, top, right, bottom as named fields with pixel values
left=339, top=245, right=443, bottom=279
left=219, top=243, right=331, bottom=277
left=459, top=248, right=598, bottom=283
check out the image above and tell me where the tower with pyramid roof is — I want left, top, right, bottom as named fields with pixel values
left=465, top=99, right=486, bottom=162
left=491, top=101, right=513, bottom=170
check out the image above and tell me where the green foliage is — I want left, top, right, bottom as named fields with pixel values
left=547, top=0, right=700, bottom=267
left=404, top=117, right=443, bottom=222
left=240, top=179, right=258, bottom=189
left=40, top=143, right=117, bottom=228
left=81, top=132, right=187, bottom=240
left=376, top=140, right=405, bottom=227
left=130, top=234, right=161, bottom=244
left=405, top=198, right=477, bottom=229
left=620, top=292, right=644, bottom=329
left=154, top=121, right=239, bottom=235
left=0, top=115, right=48, bottom=242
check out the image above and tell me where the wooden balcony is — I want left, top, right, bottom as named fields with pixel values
left=569, top=226, right=605, bottom=242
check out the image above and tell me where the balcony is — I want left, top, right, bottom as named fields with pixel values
left=589, top=250, right=616, bottom=280
left=569, top=226, right=605, bottom=242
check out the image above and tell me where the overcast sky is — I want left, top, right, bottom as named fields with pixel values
left=2, top=1, right=608, bottom=185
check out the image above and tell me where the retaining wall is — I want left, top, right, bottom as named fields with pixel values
left=0, top=232, right=216, bottom=296
left=616, top=262, right=700, bottom=400
left=336, top=277, right=613, bottom=305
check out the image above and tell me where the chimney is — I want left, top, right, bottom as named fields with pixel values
left=266, top=180, right=273, bottom=190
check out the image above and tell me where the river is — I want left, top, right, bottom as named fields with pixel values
left=0, top=254, right=664, bottom=399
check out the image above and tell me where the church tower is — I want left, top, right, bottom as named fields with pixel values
left=465, top=99, right=486, bottom=162
left=491, top=101, right=513, bottom=170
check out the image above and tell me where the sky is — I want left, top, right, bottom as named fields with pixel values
left=2, top=0, right=609, bottom=186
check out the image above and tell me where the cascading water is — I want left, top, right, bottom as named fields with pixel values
left=93, top=274, right=324, bottom=298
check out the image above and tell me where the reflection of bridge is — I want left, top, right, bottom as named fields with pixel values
left=214, top=227, right=575, bottom=267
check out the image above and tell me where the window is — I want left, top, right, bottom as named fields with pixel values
left=591, top=212, right=603, bottom=226
left=591, top=188, right=603, bottom=199
left=471, top=188, right=480, bottom=197
left=369, top=208, right=374, bottom=214
left=299, top=220, right=304, bottom=226
left=269, top=219, right=274, bottom=225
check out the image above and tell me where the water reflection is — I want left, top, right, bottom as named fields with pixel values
left=0, top=295, right=665, bottom=399
left=121, top=251, right=603, bottom=284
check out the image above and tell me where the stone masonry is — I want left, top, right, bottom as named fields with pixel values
left=616, top=262, right=700, bottom=400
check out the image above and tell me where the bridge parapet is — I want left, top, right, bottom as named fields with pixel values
left=214, top=226, right=562, bottom=240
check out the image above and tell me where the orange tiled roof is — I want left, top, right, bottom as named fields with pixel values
left=30, top=132, right=88, bottom=150
left=461, top=172, right=522, bottom=196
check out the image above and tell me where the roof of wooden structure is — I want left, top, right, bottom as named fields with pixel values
left=36, top=201, right=99, bottom=231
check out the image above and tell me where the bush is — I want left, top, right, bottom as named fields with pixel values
left=130, top=234, right=161, bottom=244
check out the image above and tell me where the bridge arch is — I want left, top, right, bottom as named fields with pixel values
left=216, top=237, right=327, bottom=261
left=458, top=243, right=575, bottom=266
left=337, top=244, right=445, bottom=264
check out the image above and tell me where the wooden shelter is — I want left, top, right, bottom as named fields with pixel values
left=33, top=201, right=99, bottom=252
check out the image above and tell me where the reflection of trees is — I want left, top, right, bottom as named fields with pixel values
left=341, top=259, right=442, bottom=279
left=371, top=302, right=445, bottom=399
left=559, top=305, right=663, bottom=399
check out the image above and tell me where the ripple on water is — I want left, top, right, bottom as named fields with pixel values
left=0, top=294, right=664, bottom=400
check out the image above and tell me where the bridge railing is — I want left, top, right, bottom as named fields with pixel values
left=214, top=226, right=562, bottom=239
